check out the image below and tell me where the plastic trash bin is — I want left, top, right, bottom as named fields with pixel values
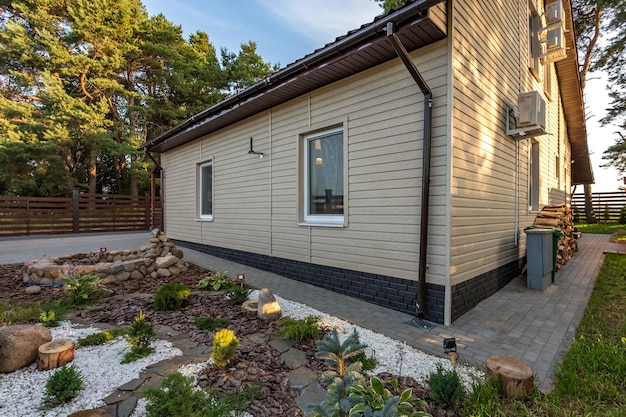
left=524, top=227, right=555, bottom=291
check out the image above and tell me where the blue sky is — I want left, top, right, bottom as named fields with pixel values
left=142, top=0, right=621, bottom=192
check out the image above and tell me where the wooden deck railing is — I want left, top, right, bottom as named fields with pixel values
left=0, top=191, right=161, bottom=237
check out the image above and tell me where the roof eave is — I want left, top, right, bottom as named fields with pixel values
left=555, top=0, right=594, bottom=185
left=142, top=0, right=446, bottom=153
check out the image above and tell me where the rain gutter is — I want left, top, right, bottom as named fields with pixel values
left=141, top=0, right=445, bottom=152
left=386, top=22, right=432, bottom=320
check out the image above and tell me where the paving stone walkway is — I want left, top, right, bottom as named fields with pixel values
left=72, top=321, right=325, bottom=417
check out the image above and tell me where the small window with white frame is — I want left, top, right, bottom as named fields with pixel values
left=198, top=161, right=213, bottom=220
left=303, top=128, right=344, bottom=225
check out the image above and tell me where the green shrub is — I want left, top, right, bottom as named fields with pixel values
left=280, top=315, right=320, bottom=342
left=77, top=328, right=128, bottom=347
left=194, top=316, right=231, bottom=331
left=38, top=300, right=69, bottom=328
left=39, top=310, right=59, bottom=327
left=351, top=349, right=378, bottom=372
left=427, top=363, right=466, bottom=410
left=143, top=372, right=258, bottom=417
left=196, top=271, right=234, bottom=291
left=211, top=328, right=239, bottom=367
left=42, top=364, right=84, bottom=407
left=227, top=286, right=252, bottom=306
left=122, top=311, right=156, bottom=363
left=63, top=274, right=109, bottom=306
left=153, top=283, right=191, bottom=311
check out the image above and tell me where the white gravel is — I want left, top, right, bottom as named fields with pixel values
left=1, top=294, right=481, bottom=417
left=0, top=322, right=182, bottom=417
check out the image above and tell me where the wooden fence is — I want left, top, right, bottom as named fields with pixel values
left=0, top=191, right=161, bottom=237
left=571, top=191, right=626, bottom=223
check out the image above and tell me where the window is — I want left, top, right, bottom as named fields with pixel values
left=198, top=162, right=213, bottom=220
left=529, top=141, right=540, bottom=211
left=304, top=128, right=344, bottom=224
left=528, top=14, right=542, bottom=82
left=543, top=63, right=552, bottom=101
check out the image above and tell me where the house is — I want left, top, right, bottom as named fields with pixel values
left=143, top=0, right=593, bottom=325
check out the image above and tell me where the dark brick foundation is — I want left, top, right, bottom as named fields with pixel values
left=173, top=240, right=446, bottom=324
left=450, top=258, right=525, bottom=322
left=174, top=240, right=524, bottom=325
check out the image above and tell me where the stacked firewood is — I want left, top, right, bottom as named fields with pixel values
left=532, top=204, right=578, bottom=270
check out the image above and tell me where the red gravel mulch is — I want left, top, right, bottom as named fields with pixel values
left=0, top=262, right=457, bottom=416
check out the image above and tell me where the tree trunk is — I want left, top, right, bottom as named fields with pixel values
left=37, top=339, right=75, bottom=371
left=486, top=356, right=533, bottom=398
left=584, top=184, right=597, bottom=224
left=88, top=146, right=97, bottom=194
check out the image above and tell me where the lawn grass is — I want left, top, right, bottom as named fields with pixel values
left=463, top=253, right=626, bottom=416
left=0, top=300, right=68, bottom=327
left=575, top=223, right=626, bottom=234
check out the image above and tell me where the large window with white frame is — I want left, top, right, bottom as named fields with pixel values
left=303, top=128, right=344, bottom=224
left=198, top=161, right=213, bottom=220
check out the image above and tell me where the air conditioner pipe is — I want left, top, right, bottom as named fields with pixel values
left=386, top=22, right=432, bottom=321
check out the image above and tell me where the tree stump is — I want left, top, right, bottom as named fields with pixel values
left=485, top=355, right=533, bottom=398
left=37, top=339, right=75, bottom=371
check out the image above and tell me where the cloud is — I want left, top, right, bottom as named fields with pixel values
left=258, top=0, right=382, bottom=44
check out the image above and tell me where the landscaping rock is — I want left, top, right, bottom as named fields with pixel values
left=0, top=325, right=52, bottom=373
left=257, top=288, right=282, bottom=321
left=21, top=230, right=187, bottom=286
left=155, top=255, right=178, bottom=269
left=25, top=285, right=41, bottom=295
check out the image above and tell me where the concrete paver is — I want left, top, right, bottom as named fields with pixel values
left=0, top=231, right=610, bottom=394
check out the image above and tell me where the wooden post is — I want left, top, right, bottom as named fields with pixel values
left=145, top=191, right=151, bottom=230
left=72, top=189, right=80, bottom=233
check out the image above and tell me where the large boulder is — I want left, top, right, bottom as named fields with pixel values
left=0, top=325, right=52, bottom=373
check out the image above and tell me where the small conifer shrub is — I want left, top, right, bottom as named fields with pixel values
left=43, top=364, right=84, bottom=407
left=211, top=329, right=239, bottom=367
left=153, top=283, right=191, bottom=311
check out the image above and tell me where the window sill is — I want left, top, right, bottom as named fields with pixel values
left=195, top=217, right=214, bottom=222
left=298, top=221, right=345, bottom=228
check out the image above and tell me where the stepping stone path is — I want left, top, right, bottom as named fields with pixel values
left=71, top=321, right=326, bottom=417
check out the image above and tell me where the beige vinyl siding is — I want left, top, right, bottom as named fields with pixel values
left=197, top=115, right=272, bottom=255
left=450, top=0, right=573, bottom=285
left=161, top=41, right=449, bottom=285
left=161, top=141, right=202, bottom=243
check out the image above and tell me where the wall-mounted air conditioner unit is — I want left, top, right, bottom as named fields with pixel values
left=518, top=91, right=546, bottom=128
left=538, top=0, right=567, bottom=63
left=541, top=26, right=567, bottom=63
left=544, top=0, right=563, bottom=28
left=506, top=91, right=549, bottom=139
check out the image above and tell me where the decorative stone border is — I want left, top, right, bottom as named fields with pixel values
left=22, top=229, right=187, bottom=287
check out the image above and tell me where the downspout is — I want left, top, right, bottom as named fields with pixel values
left=386, top=22, right=432, bottom=320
